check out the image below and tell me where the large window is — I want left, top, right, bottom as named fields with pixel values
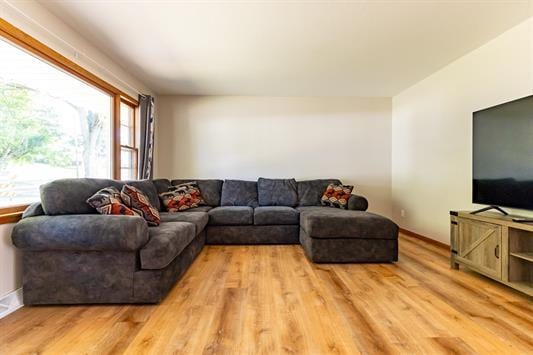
left=0, top=21, right=139, bottom=214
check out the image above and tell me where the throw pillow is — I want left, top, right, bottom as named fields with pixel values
left=121, top=184, right=161, bottom=226
left=86, top=187, right=139, bottom=216
left=321, top=183, right=353, bottom=209
left=159, top=182, right=206, bottom=212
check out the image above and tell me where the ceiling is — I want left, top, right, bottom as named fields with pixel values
left=39, top=0, right=532, bottom=97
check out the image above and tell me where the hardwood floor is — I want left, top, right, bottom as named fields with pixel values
left=0, top=233, right=532, bottom=354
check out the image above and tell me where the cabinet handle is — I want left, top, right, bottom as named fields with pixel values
left=495, top=245, right=500, bottom=259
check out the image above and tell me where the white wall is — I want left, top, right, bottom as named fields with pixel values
left=0, top=0, right=153, bottom=299
left=156, top=96, right=393, bottom=217
left=392, top=18, right=533, bottom=244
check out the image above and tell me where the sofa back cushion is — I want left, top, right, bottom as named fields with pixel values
left=257, top=178, right=298, bottom=206
left=124, top=180, right=161, bottom=211
left=220, top=180, right=258, bottom=207
left=171, top=179, right=223, bottom=206
left=40, top=178, right=123, bottom=215
left=297, top=179, right=342, bottom=206
left=40, top=178, right=160, bottom=215
left=152, top=178, right=172, bottom=194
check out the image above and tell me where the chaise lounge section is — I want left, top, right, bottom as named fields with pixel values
left=12, top=177, right=398, bottom=305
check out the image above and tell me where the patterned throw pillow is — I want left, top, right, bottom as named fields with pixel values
left=87, top=187, right=139, bottom=216
left=159, top=182, right=206, bottom=212
left=321, top=184, right=354, bottom=209
left=121, top=184, right=161, bottom=226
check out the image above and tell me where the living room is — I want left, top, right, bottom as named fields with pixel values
left=0, top=0, right=532, bottom=354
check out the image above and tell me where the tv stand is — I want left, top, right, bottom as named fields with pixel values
left=470, top=205, right=508, bottom=215
left=450, top=211, right=532, bottom=297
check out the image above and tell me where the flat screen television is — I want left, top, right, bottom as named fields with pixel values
left=473, top=95, right=533, bottom=211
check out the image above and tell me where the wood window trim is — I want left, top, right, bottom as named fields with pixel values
left=0, top=205, right=26, bottom=224
left=0, top=18, right=141, bottom=223
left=119, top=99, right=140, bottom=180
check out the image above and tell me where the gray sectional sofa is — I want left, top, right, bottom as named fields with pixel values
left=12, top=177, right=398, bottom=305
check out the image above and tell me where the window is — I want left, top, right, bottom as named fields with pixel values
left=120, top=101, right=139, bottom=180
left=0, top=19, right=140, bottom=215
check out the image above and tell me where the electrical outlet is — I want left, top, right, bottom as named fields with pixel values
left=400, top=209, right=406, bottom=218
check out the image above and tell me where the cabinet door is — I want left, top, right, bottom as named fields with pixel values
left=456, top=218, right=502, bottom=279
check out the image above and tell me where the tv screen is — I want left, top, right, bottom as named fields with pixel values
left=473, top=95, right=533, bottom=210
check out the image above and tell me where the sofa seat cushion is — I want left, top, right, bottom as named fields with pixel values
left=185, top=206, right=212, bottom=213
left=159, top=212, right=209, bottom=234
left=297, top=207, right=398, bottom=240
left=254, top=206, right=299, bottom=225
left=297, top=179, right=342, bottom=206
left=257, top=178, right=298, bottom=206
left=208, top=206, right=253, bottom=225
left=140, top=222, right=195, bottom=270
left=220, top=180, right=258, bottom=207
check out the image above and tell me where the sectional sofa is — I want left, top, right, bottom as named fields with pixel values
left=12, top=177, right=398, bottom=305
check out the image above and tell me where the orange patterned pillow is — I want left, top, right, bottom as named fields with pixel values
left=321, top=183, right=353, bottom=209
left=159, top=182, right=205, bottom=212
left=121, top=184, right=161, bottom=226
left=87, top=187, right=139, bottom=216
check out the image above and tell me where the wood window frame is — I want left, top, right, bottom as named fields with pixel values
left=119, top=99, right=140, bottom=180
left=0, top=18, right=139, bottom=223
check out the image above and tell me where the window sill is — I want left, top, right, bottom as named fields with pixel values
left=0, top=211, right=23, bottom=224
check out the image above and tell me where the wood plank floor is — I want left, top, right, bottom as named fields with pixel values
left=0, top=233, right=532, bottom=354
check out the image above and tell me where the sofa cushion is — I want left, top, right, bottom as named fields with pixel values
left=297, top=179, right=342, bottom=206
left=159, top=212, right=209, bottom=234
left=21, top=202, right=44, bottom=219
left=124, top=180, right=161, bottom=211
left=160, top=182, right=206, bottom=212
left=87, top=187, right=138, bottom=216
left=321, top=183, right=354, bottom=209
left=297, top=207, right=398, bottom=240
left=152, top=178, right=172, bottom=194
left=172, top=179, right=223, bottom=207
left=40, top=178, right=123, bottom=215
left=121, top=185, right=161, bottom=226
left=220, top=180, right=258, bottom=207
left=140, top=222, right=195, bottom=270
left=254, top=206, right=299, bottom=225
left=257, top=178, right=298, bottom=207
left=208, top=206, right=253, bottom=225
left=185, top=206, right=213, bottom=212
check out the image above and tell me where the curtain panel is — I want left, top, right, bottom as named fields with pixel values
left=139, top=95, right=155, bottom=179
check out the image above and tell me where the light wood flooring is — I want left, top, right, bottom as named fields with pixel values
left=0, top=233, right=532, bottom=354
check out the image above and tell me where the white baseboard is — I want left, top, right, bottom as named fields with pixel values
left=0, top=288, right=23, bottom=319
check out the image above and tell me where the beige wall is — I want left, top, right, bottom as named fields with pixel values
left=156, top=96, right=393, bottom=217
left=392, top=18, right=533, bottom=244
left=0, top=1, right=153, bottom=298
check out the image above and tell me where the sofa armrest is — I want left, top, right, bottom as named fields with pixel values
left=347, top=194, right=368, bottom=211
left=12, top=215, right=149, bottom=252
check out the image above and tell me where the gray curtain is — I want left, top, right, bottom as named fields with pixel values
left=139, top=95, right=155, bottom=179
